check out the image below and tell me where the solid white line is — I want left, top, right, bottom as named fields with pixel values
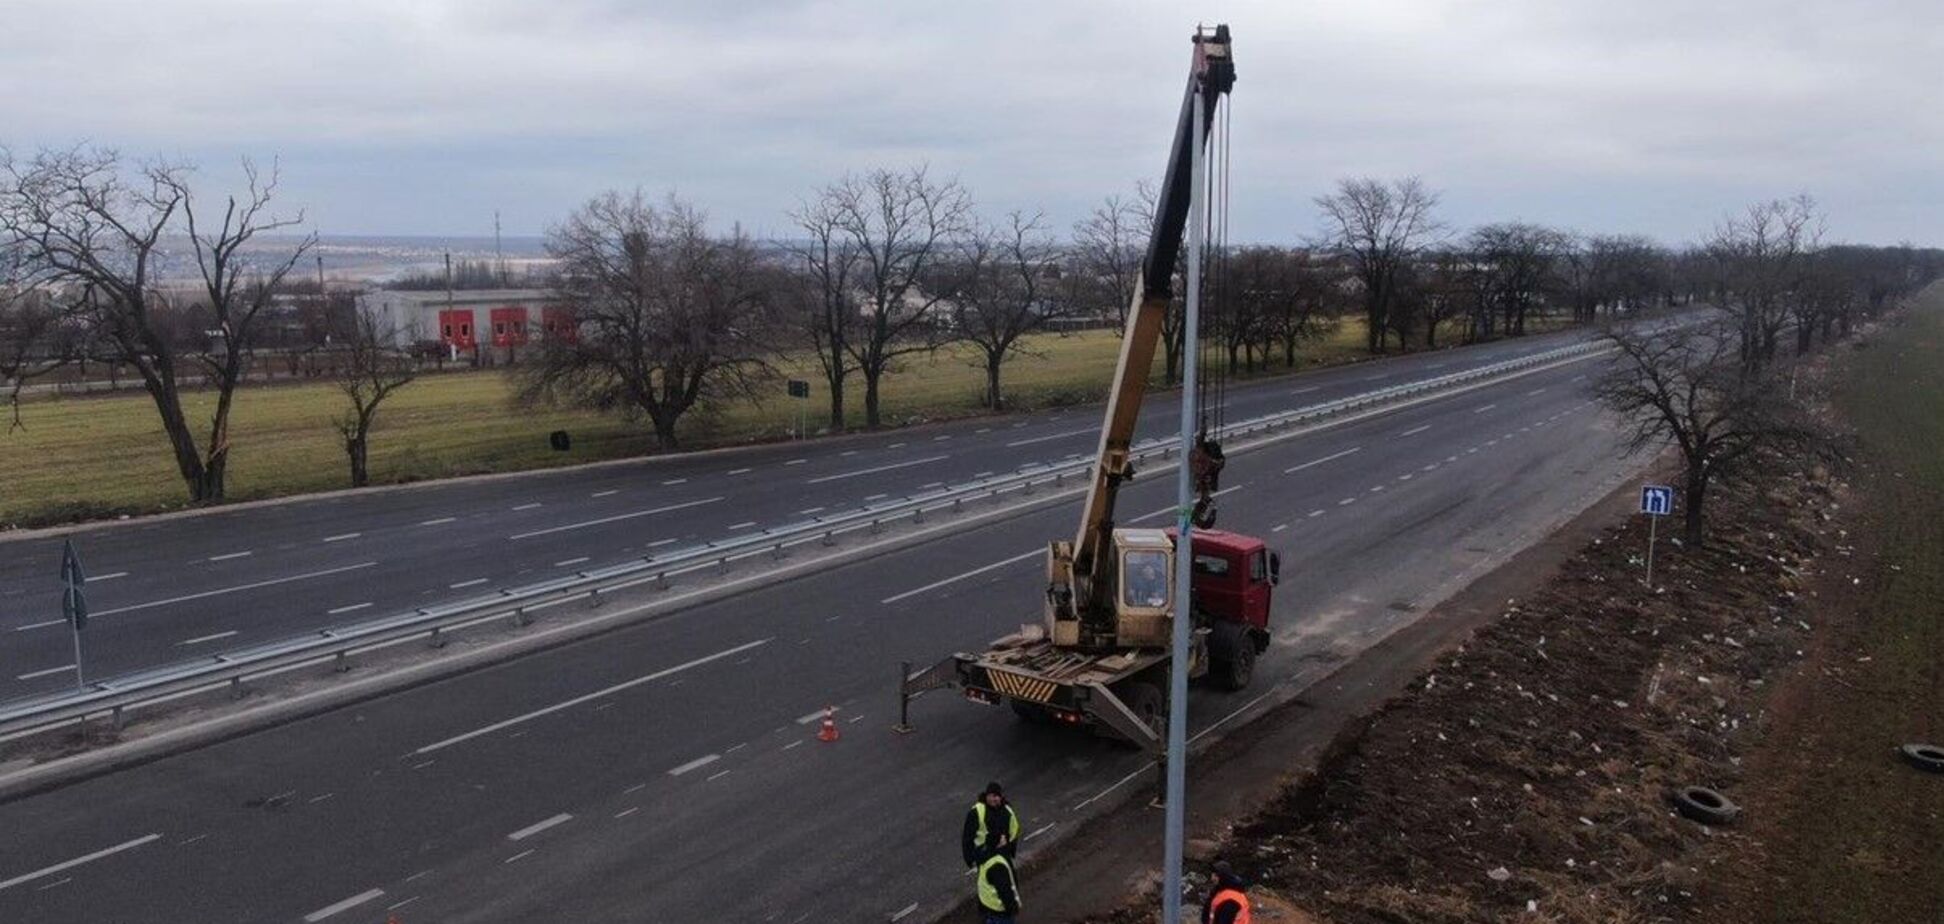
left=1472, top=403, right=1497, bottom=414
left=326, top=602, right=372, bottom=615
left=450, top=578, right=488, bottom=589
left=177, top=630, right=239, bottom=646
left=419, top=517, right=458, bottom=526
left=322, top=533, right=361, bottom=543
left=805, top=455, right=948, bottom=484
left=554, top=557, right=591, bottom=567
left=1005, top=426, right=1094, bottom=448
left=507, top=813, right=573, bottom=841
left=0, top=834, right=161, bottom=892
left=413, top=639, right=771, bottom=754
left=508, top=496, right=724, bottom=540
left=512, top=503, right=542, bottom=511
left=15, top=562, right=382, bottom=628
left=1398, top=424, right=1431, bottom=437
left=303, top=888, right=385, bottom=922
left=881, top=548, right=1042, bottom=604
left=1284, top=446, right=1361, bottom=474
left=207, top=551, right=253, bottom=562
left=16, top=664, right=75, bottom=681
left=668, top=754, right=720, bottom=776
left=591, top=489, right=619, bottom=497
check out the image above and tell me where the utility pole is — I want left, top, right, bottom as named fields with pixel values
left=1161, top=82, right=1207, bottom=924
left=494, top=211, right=506, bottom=287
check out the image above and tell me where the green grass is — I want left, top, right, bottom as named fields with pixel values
left=0, top=314, right=1441, bottom=528
left=1747, top=286, right=1944, bottom=922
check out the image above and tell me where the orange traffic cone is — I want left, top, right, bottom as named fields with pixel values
left=817, top=705, right=840, bottom=742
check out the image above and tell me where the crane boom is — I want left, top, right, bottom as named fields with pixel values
left=1046, top=25, right=1235, bottom=648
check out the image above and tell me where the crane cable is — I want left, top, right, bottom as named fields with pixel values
left=1189, top=88, right=1232, bottom=528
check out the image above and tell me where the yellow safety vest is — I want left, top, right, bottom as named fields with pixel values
left=971, top=801, right=1021, bottom=851
left=977, top=851, right=1021, bottom=912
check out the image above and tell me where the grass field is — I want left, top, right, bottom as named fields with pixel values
left=1727, top=287, right=1944, bottom=922
left=0, top=318, right=1417, bottom=528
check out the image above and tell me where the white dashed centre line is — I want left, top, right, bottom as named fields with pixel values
left=208, top=551, right=252, bottom=562
left=728, top=468, right=752, bottom=475
left=881, top=548, right=1040, bottom=604
left=1284, top=446, right=1361, bottom=474
left=16, top=664, right=76, bottom=681
left=785, top=459, right=807, bottom=466
left=806, top=454, right=948, bottom=484
left=13, top=561, right=380, bottom=631
left=728, top=521, right=757, bottom=531
left=322, top=533, right=361, bottom=543
left=1398, top=424, right=1431, bottom=438
left=591, top=490, right=618, bottom=498
left=327, top=602, right=372, bottom=615
left=661, top=478, right=689, bottom=485
left=419, top=517, right=457, bottom=526
left=508, top=497, right=724, bottom=541
left=178, top=630, right=239, bottom=646
left=507, top=813, right=573, bottom=841
left=1472, top=403, right=1497, bottom=414
left=450, top=578, right=488, bottom=589
left=303, top=888, right=385, bottom=922
left=668, top=754, right=720, bottom=776
left=554, top=557, right=590, bottom=567
left=512, top=503, right=542, bottom=511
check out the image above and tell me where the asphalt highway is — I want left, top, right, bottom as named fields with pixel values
left=0, top=341, right=1648, bottom=922
left=1, top=328, right=1594, bottom=696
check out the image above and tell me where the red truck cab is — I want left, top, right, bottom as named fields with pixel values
left=1170, top=528, right=1277, bottom=689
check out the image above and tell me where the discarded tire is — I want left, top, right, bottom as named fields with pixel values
left=549, top=430, right=572, bottom=452
left=1671, top=785, right=1740, bottom=825
left=1900, top=743, right=1944, bottom=774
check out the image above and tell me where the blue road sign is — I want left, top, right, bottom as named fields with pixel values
left=1640, top=485, right=1674, bottom=517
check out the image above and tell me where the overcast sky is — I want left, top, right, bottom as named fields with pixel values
left=3, top=0, right=1936, bottom=245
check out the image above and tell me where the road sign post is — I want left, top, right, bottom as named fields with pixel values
left=786, top=379, right=810, bottom=438
left=60, top=538, right=90, bottom=691
left=1639, top=485, right=1674, bottom=588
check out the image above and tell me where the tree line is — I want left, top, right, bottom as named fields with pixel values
left=4, top=147, right=1939, bottom=515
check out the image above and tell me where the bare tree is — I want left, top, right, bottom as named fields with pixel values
left=1071, top=191, right=1148, bottom=329
left=1707, top=195, right=1822, bottom=373
left=0, top=148, right=314, bottom=502
left=330, top=310, right=417, bottom=487
left=785, top=192, right=861, bottom=429
left=1596, top=317, right=1829, bottom=543
left=1312, top=176, right=1443, bottom=353
left=819, top=166, right=971, bottom=428
left=519, top=191, right=773, bottom=450
left=947, top=211, right=1074, bottom=410
left=1468, top=222, right=1571, bottom=337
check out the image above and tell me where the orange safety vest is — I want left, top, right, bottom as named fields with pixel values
left=1208, top=887, right=1251, bottom=924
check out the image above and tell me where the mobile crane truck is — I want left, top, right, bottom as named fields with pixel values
left=900, top=25, right=1276, bottom=753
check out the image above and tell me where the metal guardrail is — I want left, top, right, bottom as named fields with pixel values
left=0, top=339, right=1607, bottom=739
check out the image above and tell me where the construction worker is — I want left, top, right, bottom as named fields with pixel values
left=1202, top=860, right=1251, bottom=924
left=962, top=781, right=1021, bottom=867
left=975, top=837, right=1022, bottom=923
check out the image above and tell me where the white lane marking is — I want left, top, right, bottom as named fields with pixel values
left=1271, top=524, right=1289, bottom=533
left=507, top=813, right=573, bottom=841
left=882, top=548, right=1049, bottom=606
left=326, top=602, right=372, bottom=615
left=796, top=708, right=835, bottom=725
left=1307, top=509, right=1325, bottom=518
left=864, top=493, right=889, bottom=502
left=503, top=850, right=534, bottom=864
left=706, top=769, right=733, bottom=781
left=554, top=557, right=590, bottom=567
left=387, top=896, right=422, bottom=912
left=661, top=478, right=689, bottom=486
left=1571, top=374, right=1587, bottom=382
left=1446, top=455, right=1458, bottom=463
left=668, top=754, right=720, bottom=776
left=91, top=571, right=128, bottom=582
left=889, top=442, right=906, bottom=449
left=1024, top=823, right=1056, bottom=842
left=450, top=578, right=489, bottom=589
left=35, top=877, right=70, bottom=891
left=785, top=458, right=807, bottom=466
left=207, top=551, right=253, bottom=562
left=413, top=639, right=771, bottom=754
left=508, top=496, right=724, bottom=540
left=1290, top=386, right=1320, bottom=395
left=1398, top=473, right=1413, bottom=481
left=1369, top=485, right=1385, bottom=493
left=921, top=481, right=944, bottom=489
left=806, top=455, right=949, bottom=484
left=0, top=834, right=161, bottom=892
left=1284, top=446, right=1362, bottom=474
left=178, top=630, right=239, bottom=646
left=307, top=792, right=336, bottom=804
left=1472, top=403, right=1497, bottom=414
left=419, top=517, right=457, bottom=526
left=404, top=870, right=434, bottom=883
left=782, top=739, right=804, bottom=751
left=1423, top=463, right=1438, bottom=471
left=1005, top=426, right=1094, bottom=448
left=16, top=664, right=76, bottom=681
left=1338, top=497, right=1356, bottom=506
left=623, top=783, right=648, bottom=795
left=728, top=467, right=752, bottom=475
left=728, top=521, right=757, bottom=531
left=11, top=561, right=380, bottom=632
left=842, top=449, right=860, bottom=455
left=797, top=506, right=826, bottom=516
left=1527, top=386, right=1548, bottom=396
left=974, top=471, right=994, bottom=478
left=303, top=888, right=385, bottom=922
left=1398, top=424, right=1431, bottom=438
left=1364, top=372, right=1391, bottom=381
left=512, top=503, right=543, bottom=511
left=976, top=428, right=992, bottom=434
left=322, top=533, right=361, bottom=543
left=932, top=435, right=952, bottom=442
left=891, top=901, right=920, bottom=921
left=648, top=538, right=679, bottom=547
left=615, top=807, right=641, bottom=819
left=592, top=489, right=619, bottom=497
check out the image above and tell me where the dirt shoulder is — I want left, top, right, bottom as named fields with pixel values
left=1050, top=311, right=1944, bottom=922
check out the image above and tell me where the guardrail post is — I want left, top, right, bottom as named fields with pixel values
left=913, top=507, right=925, bottom=524
left=771, top=542, right=785, bottom=561
left=820, top=531, right=834, bottom=548
left=513, top=606, right=532, bottom=627
left=230, top=677, right=244, bottom=699
left=333, top=651, right=350, bottom=674
left=952, top=497, right=963, bottom=514
left=112, top=705, right=125, bottom=731
left=870, top=518, right=882, bottom=535
left=716, top=556, right=728, bottom=575
left=656, top=571, right=670, bottom=589
left=428, top=626, right=447, bottom=649
left=1023, top=480, right=1035, bottom=496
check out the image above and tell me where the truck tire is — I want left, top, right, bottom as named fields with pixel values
left=1215, top=639, right=1256, bottom=691
left=1121, top=681, right=1165, bottom=734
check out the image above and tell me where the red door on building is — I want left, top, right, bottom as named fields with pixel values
left=490, top=306, right=530, bottom=348
left=541, top=306, right=577, bottom=343
left=438, top=309, right=476, bottom=349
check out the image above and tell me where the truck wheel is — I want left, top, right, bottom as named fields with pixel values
left=1216, top=640, right=1256, bottom=691
left=1122, top=681, right=1165, bottom=733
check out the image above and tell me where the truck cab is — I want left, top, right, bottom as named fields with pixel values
left=1173, top=527, right=1276, bottom=690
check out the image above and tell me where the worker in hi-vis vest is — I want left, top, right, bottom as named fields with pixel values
left=975, top=838, right=1022, bottom=923
left=962, top=780, right=1020, bottom=867
left=1202, top=861, right=1252, bottom=924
